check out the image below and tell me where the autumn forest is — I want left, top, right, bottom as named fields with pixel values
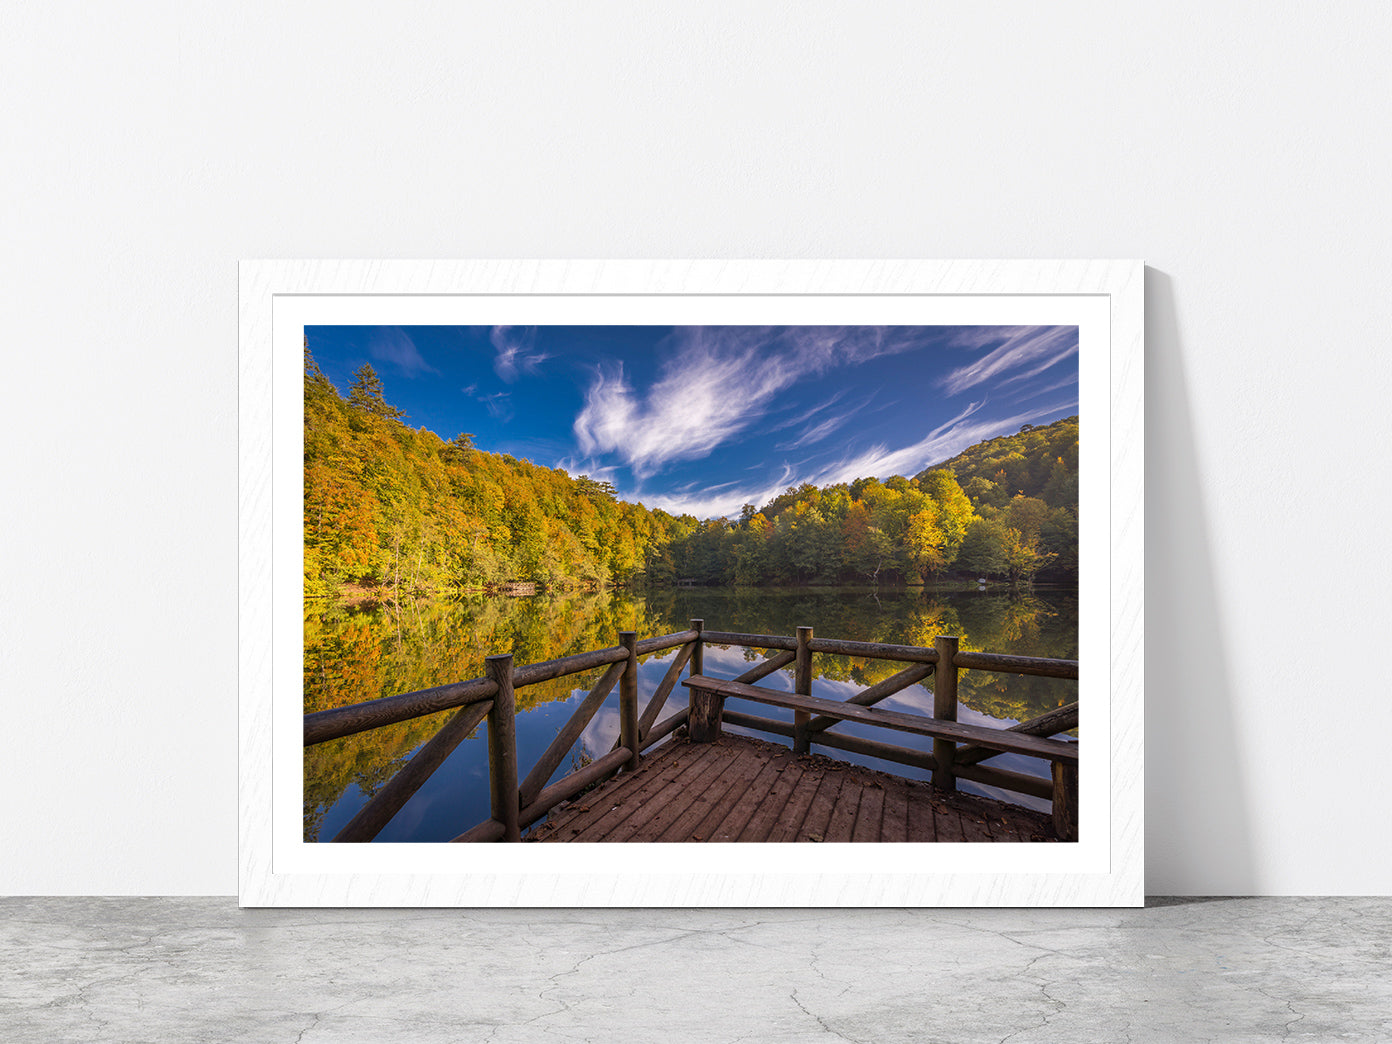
left=304, top=352, right=1080, bottom=602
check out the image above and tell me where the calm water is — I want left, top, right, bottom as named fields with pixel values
left=304, top=585, right=1077, bottom=841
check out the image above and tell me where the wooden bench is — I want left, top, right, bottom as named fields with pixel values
left=681, top=674, right=1079, bottom=840
left=681, top=675, right=1077, bottom=761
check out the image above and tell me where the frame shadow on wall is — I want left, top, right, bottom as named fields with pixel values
left=1144, top=267, right=1255, bottom=893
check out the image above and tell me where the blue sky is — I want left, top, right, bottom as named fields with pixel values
left=306, top=325, right=1078, bottom=519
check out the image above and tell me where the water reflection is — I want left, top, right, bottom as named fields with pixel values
left=304, top=585, right=1076, bottom=840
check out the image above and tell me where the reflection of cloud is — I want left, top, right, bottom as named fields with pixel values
left=579, top=707, right=620, bottom=758
left=939, top=326, right=1077, bottom=395
left=369, top=327, right=438, bottom=377
left=696, top=644, right=799, bottom=685
left=573, top=327, right=931, bottom=480
left=880, top=687, right=935, bottom=715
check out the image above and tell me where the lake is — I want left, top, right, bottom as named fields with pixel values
left=304, top=585, right=1078, bottom=841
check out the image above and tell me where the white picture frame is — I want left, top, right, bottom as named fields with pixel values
left=239, top=259, right=1143, bottom=906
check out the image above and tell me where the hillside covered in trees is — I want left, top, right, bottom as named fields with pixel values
left=662, top=416, right=1079, bottom=587
left=920, top=414, right=1079, bottom=583
left=304, top=350, right=1079, bottom=600
left=304, top=354, right=696, bottom=600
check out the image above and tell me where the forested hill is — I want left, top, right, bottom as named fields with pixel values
left=303, top=355, right=696, bottom=600
left=304, top=352, right=1080, bottom=600
left=917, top=415, right=1078, bottom=511
left=660, top=416, right=1079, bottom=587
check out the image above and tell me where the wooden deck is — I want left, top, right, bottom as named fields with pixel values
left=526, top=733, right=1059, bottom=843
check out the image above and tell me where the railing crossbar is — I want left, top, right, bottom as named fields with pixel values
left=519, top=658, right=627, bottom=808
left=331, top=699, right=494, bottom=843
left=701, top=629, right=799, bottom=651
left=955, top=702, right=1079, bottom=768
left=804, top=662, right=935, bottom=735
left=637, top=641, right=695, bottom=739
left=309, top=621, right=1080, bottom=845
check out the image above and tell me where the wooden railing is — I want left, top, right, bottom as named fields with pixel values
left=302, top=619, right=1079, bottom=843
left=683, top=627, right=1079, bottom=840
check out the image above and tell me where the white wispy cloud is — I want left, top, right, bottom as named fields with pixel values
left=572, top=327, right=928, bottom=479
left=806, top=400, right=1079, bottom=490
left=764, top=389, right=850, bottom=433
left=491, top=326, right=552, bottom=382
left=478, top=391, right=513, bottom=421
left=632, top=400, right=1076, bottom=520
left=1010, top=373, right=1080, bottom=402
left=999, top=343, right=1080, bottom=386
left=774, top=404, right=865, bottom=452
left=938, top=326, right=1078, bottom=395
left=634, top=462, right=800, bottom=520
left=797, top=400, right=990, bottom=488
left=554, top=456, right=621, bottom=485
left=368, top=327, right=437, bottom=377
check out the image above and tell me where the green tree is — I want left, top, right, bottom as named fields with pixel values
left=1003, top=529, right=1056, bottom=587
left=957, top=517, right=1012, bottom=578
left=348, top=364, right=406, bottom=420
left=440, top=432, right=474, bottom=464
left=918, top=469, right=974, bottom=563
left=1006, top=495, right=1050, bottom=544
left=904, top=507, right=946, bottom=582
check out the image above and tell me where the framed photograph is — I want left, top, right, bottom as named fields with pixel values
left=239, top=259, right=1142, bottom=906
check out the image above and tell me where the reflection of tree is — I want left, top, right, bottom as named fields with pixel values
left=303, top=590, right=677, bottom=839
left=303, top=585, right=1078, bottom=840
left=665, top=586, right=1078, bottom=729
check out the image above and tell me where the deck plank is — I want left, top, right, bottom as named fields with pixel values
left=701, top=747, right=789, bottom=841
left=658, top=739, right=773, bottom=842
left=602, top=741, right=743, bottom=842
left=823, top=775, right=863, bottom=842
left=851, top=781, right=886, bottom=843
left=542, top=745, right=688, bottom=839
left=932, top=799, right=967, bottom=842
left=530, top=734, right=1056, bottom=844
left=761, top=760, right=817, bottom=842
left=978, top=802, right=1022, bottom=842
left=740, top=758, right=810, bottom=842
left=958, top=809, right=994, bottom=843
left=569, top=741, right=724, bottom=841
left=906, top=785, right=937, bottom=842
left=881, top=779, right=910, bottom=843
left=794, top=767, right=845, bottom=843
left=537, top=741, right=683, bottom=835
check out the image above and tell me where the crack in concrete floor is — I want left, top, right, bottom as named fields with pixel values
left=1, top=897, right=1389, bottom=1043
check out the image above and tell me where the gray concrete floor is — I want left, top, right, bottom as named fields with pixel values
left=1, top=897, right=1388, bottom=1042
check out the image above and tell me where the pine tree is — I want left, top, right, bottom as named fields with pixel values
left=347, top=363, right=406, bottom=420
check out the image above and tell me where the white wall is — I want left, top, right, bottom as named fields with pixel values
left=3, top=3, right=1388, bottom=896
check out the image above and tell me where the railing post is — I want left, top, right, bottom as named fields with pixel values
left=688, top=681, right=724, bottom=742
left=933, top=635, right=959, bottom=791
left=689, top=618, right=704, bottom=678
left=1052, top=760, right=1078, bottom=841
left=685, top=618, right=705, bottom=738
left=485, top=654, right=520, bottom=842
left=619, top=631, right=640, bottom=772
left=793, top=625, right=813, bottom=754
